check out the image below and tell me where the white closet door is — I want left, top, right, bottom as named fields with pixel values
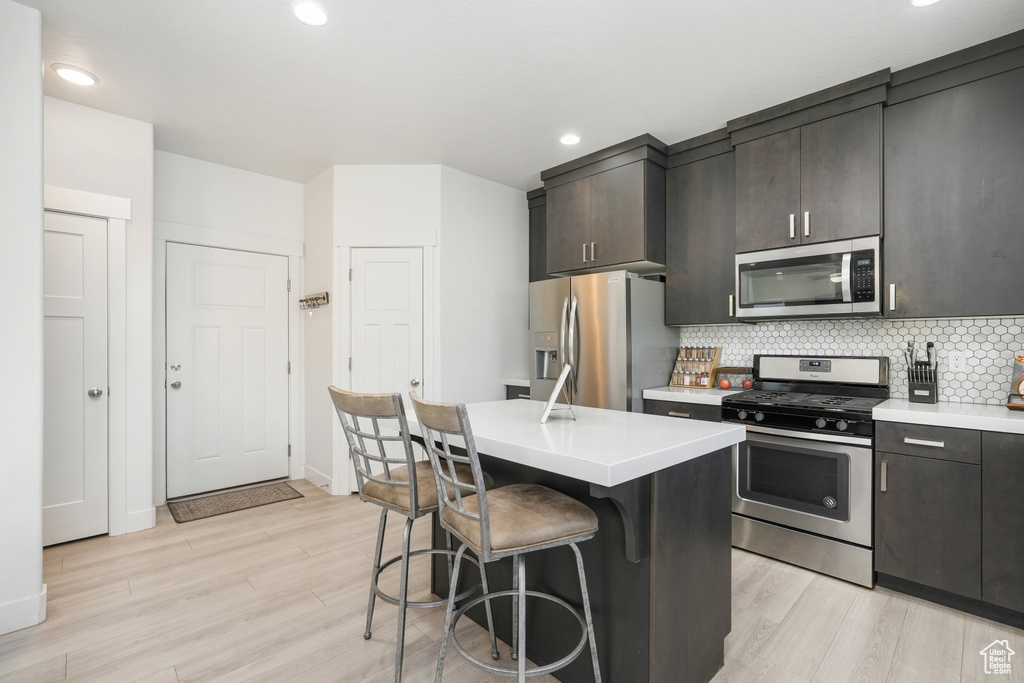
left=166, top=244, right=289, bottom=498
left=43, top=211, right=108, bottom=545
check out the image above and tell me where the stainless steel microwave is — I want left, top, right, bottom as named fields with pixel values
left=735, top=236, right=880, bottom=319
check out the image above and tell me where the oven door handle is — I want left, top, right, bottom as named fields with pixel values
left=841, top=252, right=852, bottom=303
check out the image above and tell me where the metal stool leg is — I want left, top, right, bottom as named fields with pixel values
left=435, top=543, right=468, bottom=683
left=511, top=555, right=519, bottom=661
left=477, top=556, right=500, bottom=660
left=571, top=542, right=602, bottom=683
left=394, top=516, right=414, bottom=683
left=365, top=508, right=388, bottom=639
left=516, top=554, right=527, bottom=683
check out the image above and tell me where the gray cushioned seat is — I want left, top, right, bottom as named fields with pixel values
left=441, top=483, right=599, bottom=554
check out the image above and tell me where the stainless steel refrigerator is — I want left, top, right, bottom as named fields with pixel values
left=529, top=271, right=679, bottom=411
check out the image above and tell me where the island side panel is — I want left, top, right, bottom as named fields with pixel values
left=432, top=453, right=652, bottom=683
left=650, top=446, right=733, bottom=683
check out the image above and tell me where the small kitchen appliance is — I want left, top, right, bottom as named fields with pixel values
left=722, top=354, right=890, bottom=587
left=734, top=237, right=880, bottom=319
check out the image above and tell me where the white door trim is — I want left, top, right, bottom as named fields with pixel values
left=43, top=189, right=130, bottom=537
left=154, top=220, right=303, bottom=506
left=332, top=230, right=437, bottom=495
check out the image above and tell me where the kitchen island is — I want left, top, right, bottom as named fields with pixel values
left=414, top=400, right=746, bottom=683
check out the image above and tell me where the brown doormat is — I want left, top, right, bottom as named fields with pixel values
left=167, top=482, right=303, bottom=523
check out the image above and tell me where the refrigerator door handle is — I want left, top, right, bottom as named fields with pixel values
left=559, top=296, right=568, bottom=369
left=568, top=295, right=578, bottom=392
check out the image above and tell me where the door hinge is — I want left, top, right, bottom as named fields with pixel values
left=349, top=357, right=352, bottom=370
left=287, top=279, right=291, bottom=292
left=349, top=268, right=352, bottom=281
left=287, top=361, right=291, bottom=374
left=288, top=444, right=292, bottom=459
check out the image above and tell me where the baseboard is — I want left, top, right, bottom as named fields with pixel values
left=126, top=507, right=156, bottom=534
left=302, top=465, right=338, bottom=495
left=0, top=584, right=46, bottom=636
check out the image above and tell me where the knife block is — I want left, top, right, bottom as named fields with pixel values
left=908, top=364, right=938, bottom=404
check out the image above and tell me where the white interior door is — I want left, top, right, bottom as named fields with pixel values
left=43, top=211, right=108, bottom=546
left=166, top=244, right=289, bottom=498
left=351, top=247, right=424, bottom=403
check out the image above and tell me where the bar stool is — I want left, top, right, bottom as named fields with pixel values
left=328, top=387, right=498, bottom=683
left=409, top=392, right=602, bottom=683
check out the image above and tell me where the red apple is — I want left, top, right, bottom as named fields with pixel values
left=742, top=378, right=754, bottom=389
left=718, top=379, right=731, bottom=389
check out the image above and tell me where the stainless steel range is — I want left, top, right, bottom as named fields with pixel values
left=722, top=355, right=889, bottom=587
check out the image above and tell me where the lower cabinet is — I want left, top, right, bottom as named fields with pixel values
left=644, top=398, right=721, bottom=423
left=874, top=449, right=981, bottom=598
left=875, top=422, right=1024, bottom=616
left=982, top=432, right=1024, bottom=613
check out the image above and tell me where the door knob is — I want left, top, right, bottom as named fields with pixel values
left=88, top=387, right=103, bottom=398
left=410, top=378, right=420, bottom=387
left=170, top=380, right=182, bottom=389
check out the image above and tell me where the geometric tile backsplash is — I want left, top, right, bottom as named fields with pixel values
left=677, top=317, right=1024, bottom=405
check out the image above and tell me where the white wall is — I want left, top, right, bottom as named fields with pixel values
left=155, top=151, right=303, bottom=241
left=439, top=166, right=529, bottom=403
left=43, top=97, right=156, bottom=533
left=0, top=0, right=46, bottom=635
left=302, top=167, right=335, bottom=490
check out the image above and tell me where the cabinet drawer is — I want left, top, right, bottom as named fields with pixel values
left=644, top=399, right=721, bottom=422
left=504, top=384, right=531, bottom=400
left=875, top=422, right=980, bottom=464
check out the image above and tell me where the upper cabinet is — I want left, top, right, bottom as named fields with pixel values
left=727, top=70, right=889, bottom=254
left=733, top=105, right=882, bottom=253
left=665, top=130, right=736, bottom=325
left=542, top=136, right=667, bottom=276
left=884, top=62, right=1024, bottom=318
left=527, top=188, right=552, bottom=283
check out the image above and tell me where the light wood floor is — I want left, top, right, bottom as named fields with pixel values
left=2, top=479, right=1020, bottom=682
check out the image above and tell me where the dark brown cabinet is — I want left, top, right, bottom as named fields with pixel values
left=735, top=105, right=882, bottom=253
left=527, top=188, right=552, bottom=283
left=644, top=398, right=721, bottom=423
left=874, top=422, right=982, bottom=599
left=665, top=151, right=736, bottom=325
left=982, top=432, right=1024, bottom=613
left=546, top=160, right=665, bottom=275
left=883, top=67, right=1024, bottom=318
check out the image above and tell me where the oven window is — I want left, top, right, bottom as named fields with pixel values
left=738, top=253, right=845, bottom=308
left=739, top=440, right=850, bottom=521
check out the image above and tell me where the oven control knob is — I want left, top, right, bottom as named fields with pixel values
left=754, top=412, right=765, bottom=422
left=815, top=417, right=827, bottom=429
left=836, top=420, right=849, bottom=432
left=823, top=496, right=837, bottom=509
left=737, top=410, right=748, bottom=420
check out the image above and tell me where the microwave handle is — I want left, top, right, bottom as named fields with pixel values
left=841, top=253, right=852, bottom=302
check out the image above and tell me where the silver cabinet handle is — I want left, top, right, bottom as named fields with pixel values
left=789, top=214, right=795, bottom=239
left=728, top=294, right=734, bottom=317
left=803, top=211, right=810, bottom=237
left=880, top=461, right=887, bottom=492
left=582, top=243, right=588, bottom=264
left=668, top=411, right=691, bottom=419
left=904, top=437, right=945, bottom=448
left=410, top=378, right=420, bottom=387
left=88, top=387, right=103, bottom=398
left=170, top=381, right=182, bottom=389
left=889, top=283, right=896, bottom=311
left=590, top=242, right=596, bottom=263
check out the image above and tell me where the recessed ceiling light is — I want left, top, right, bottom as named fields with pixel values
left=52, top=63, right=98, bottom=86
left=291, top=0, right=328, bottom=26
left=908, top=0, right=942, bottom=7
left=560, top=134, right=580, bottom=145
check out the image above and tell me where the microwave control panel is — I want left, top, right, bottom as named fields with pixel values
left=852, top=250, right=876, bottom=302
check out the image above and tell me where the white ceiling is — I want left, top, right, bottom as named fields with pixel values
left=20, top=0, right=1024, bottom=190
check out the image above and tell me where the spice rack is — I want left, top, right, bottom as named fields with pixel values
left=669, top=346, right=722, bottom=389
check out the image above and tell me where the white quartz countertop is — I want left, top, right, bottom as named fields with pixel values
left=411, top=399, right=746, bottom=488
left=874, top=399, right=1024, bottom=435
left=642, top=386, right=744, bottom=406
